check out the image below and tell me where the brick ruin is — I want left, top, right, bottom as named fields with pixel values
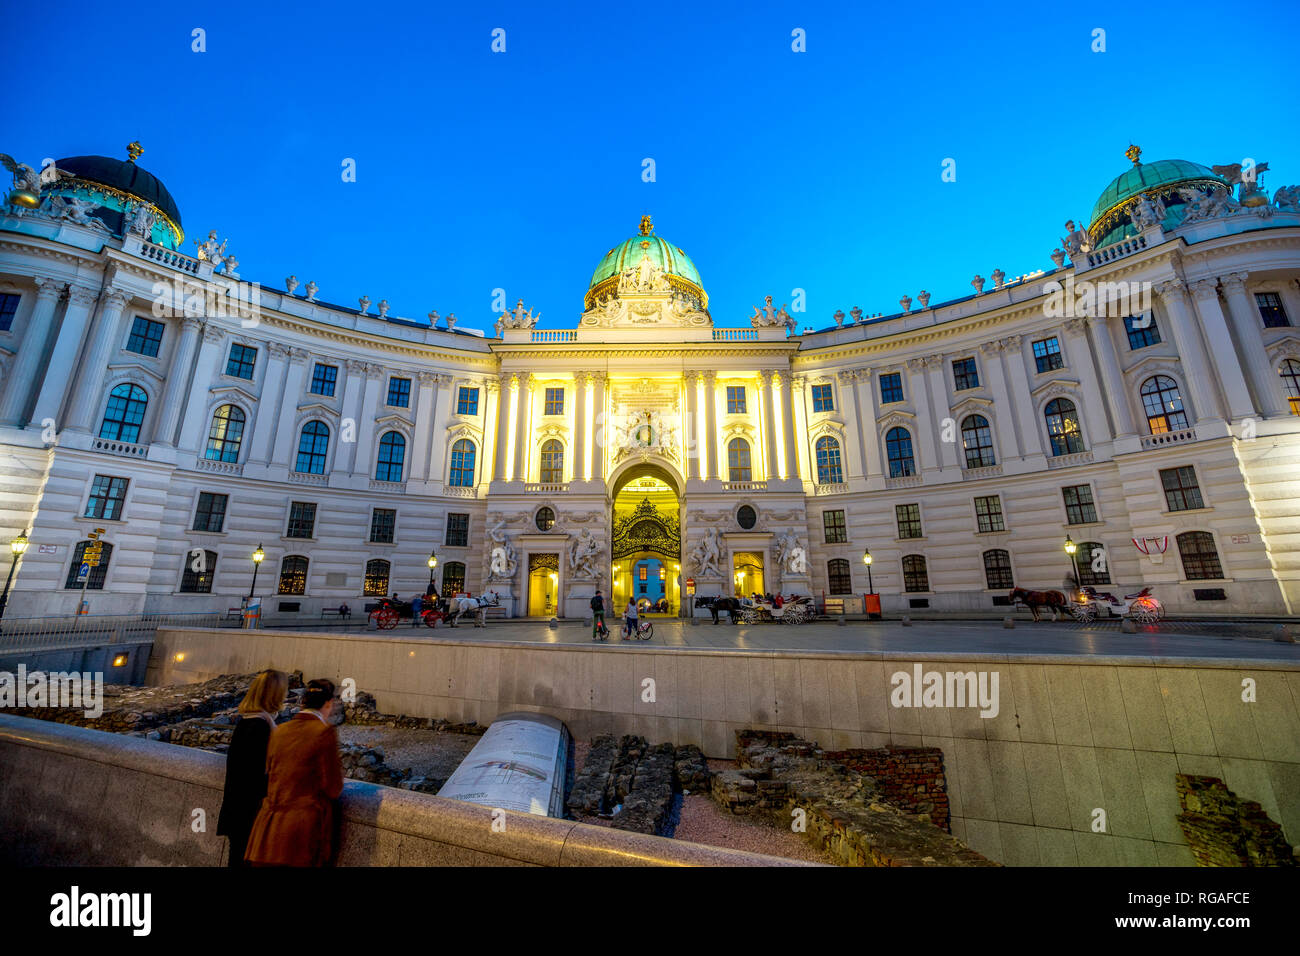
left=1176, top=774, right=1296, bottom=867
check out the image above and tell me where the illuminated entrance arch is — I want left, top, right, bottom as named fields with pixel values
left=609, top=462, right=682, bottom=615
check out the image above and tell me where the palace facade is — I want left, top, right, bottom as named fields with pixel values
left=1, top=146, right=1299, bottom=620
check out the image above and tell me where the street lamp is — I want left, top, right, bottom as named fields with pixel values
left=862, top=547, right=874, bottom=594
left=1063, top=535, right=1079, bottom=589
left=248, top=543, right=265, bottom=600
left=0, top=529, right=30, bottom=620
left=427, top=549, right=438, bottom=592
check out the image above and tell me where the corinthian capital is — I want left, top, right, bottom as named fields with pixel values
left=1063, top=316, right=1090, bottom=335
left=68, top=284, right=99, bottom=307
left=33, top=276, right=63, bottom=301
left=1220, top=272, right=1249, bottom=295
left=1188, top=278, right=1221, bottom=300
left=978, top=339, right=1004, bottom=356
left=365, top=363, right=387, bottom=381
left=921, top=353, right=944, bottom=370
left=202, top=323, right=227, bottom=345
left=103, top=288, right=131, bottom=311
left=1154, top=278, right=1187, bottom=300
left=905, top=357, right=927, bottom=373
left=346, top=359, right=368, bottom=375
left=836, top=369, right=857, bottom=384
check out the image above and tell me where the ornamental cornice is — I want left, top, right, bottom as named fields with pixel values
left=1263, top=335, right=1300, bottom=363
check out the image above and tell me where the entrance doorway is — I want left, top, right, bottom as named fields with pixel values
left=527, top=553, right=559, bottom=617
left=611, top=466, right=681, bottom=616
left=733, top=551, right=765, bottom=599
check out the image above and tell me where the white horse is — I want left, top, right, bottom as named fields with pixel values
left=446, top=591, right=500, bottom=628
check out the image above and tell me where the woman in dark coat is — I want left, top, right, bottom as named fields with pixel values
left=216, top=669, right=288, bottom=867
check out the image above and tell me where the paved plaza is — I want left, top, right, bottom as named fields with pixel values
left=307, top=617, right=1300, bottom=663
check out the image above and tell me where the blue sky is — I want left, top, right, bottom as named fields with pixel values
left=4, top=0, right=1299, bottom=332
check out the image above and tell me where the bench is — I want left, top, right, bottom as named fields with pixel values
left=320, top=609, right=352, bottom=621
left=223, top=607, right=242, bottom=623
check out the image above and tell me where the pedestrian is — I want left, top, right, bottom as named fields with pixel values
left=337, top=602, right=350, bottom=620
left=590, top=588, right=607, bottom=641
left=216, top=669, right=287, bottom=868
left=244, top=678, right=345, bottom=867
left=411, top=592, right=423, bottom=627
left=623, top=596, right=638, bottom=640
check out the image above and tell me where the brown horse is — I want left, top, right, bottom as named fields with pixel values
left=1009, top=587, right=1067, bottom=622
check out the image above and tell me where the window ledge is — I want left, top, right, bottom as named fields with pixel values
left=76, top=516, right=126, bottom=525
left=189, top=529, right=228, bottom=537
left=1160, top=507, right=1214, bottom=517
left=1180, top=578, right=1234, bottom=585
left=1064, top=521, right=1105, bottom=529
left=895, top=535, right=927, bottom=544
left=367, top=540, right=397, bottom=548
left=974, top=528, right=1011, bottom=536
left=283, top=536, right=317, bottom=544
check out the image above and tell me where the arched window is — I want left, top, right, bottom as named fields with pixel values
left=64, top=541, right=113, bottom=589
left=205, top=405, right=245, bottom=462
left=961, top=415, right=995, bottom=468
left=540, top=439, right=564, bottom=484
left=827, top=558, right=852, bottom=594
left=277, top=555, right=308, bottom=595
left=363, top=558, right=391, bottom=596
left=982, top=549, right=1013, bottom=589
left=1140, top=375, right=1188, bottom=434
left=815, top=436, right=843, bottom=484
left=728, top=438, right=752, bottom=482
left=1076, top=541, right=1111, bottom=586
left=295, top=421, right=330, bottom=474
left=442, top=561, right=466, bottom=596
left=902, top=554, right=929, bottom=592
left=180, top=550, right=218, bottom=593
left=1279, top=359, right=1300, bottom=415
left=1044, top=398, right=1084, bottom=456
left=886, top=427, right=915, bottom=477
left=375, top=431, right=406, bottom=482
left=449, top=439, right=476, bottom=487
left=99, top=383, right=147, bottom=443
left=1177, top=531, right=1223, bottom=580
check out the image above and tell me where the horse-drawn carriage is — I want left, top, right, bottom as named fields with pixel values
left=1009, top=586, right=1163, bottom=624
left=739, top=595, right=814, bottom=625
left=368, top=597, right=444, bottom=630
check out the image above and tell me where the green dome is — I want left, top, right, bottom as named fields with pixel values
left=1087, top=154, right=1228, bottom=248
left=585, top=217, right=707, bottom=310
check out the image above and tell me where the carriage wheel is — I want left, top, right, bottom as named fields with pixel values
left=375, top=607, right=399, bottom=629
left=742, top=609, right=758, bottom=625
left=1130, top=600, right=1159, bottom=626
left=422, top=610, right=442, bottom=628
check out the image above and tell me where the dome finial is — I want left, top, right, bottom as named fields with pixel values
left=127, top=141, right=144, bottom=162
left=638, top=214, right=653, bottom=236
left=1125, top=144, right=1141, bottom=166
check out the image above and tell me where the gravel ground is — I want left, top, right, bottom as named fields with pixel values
left=338, top=725, right=480, bottom=779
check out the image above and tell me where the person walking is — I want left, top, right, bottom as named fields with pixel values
left=410, top=592, right=423, bottom=627
left=217, top=669, right=288, bottom=868
left=244, top=678, right=345, bottom=867
left=590, top=588, right=607, bottom=641
left=623, top=596, right=638, bottom=640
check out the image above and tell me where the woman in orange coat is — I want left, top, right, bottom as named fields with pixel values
left=244, top=678, right=344, bottom=867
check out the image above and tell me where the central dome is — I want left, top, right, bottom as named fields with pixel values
left=1088, top=149, right=1227, bottom=248
left=585, top=216, right=706, bottom=310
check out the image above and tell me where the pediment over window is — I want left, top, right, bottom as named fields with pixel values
left=296, top=401, right=336, bottom=417
left=105, top=362, right=165, bottom=388
left=949, top=396, right=994, bottom=418
left=1030, top=378, right=1081, bottom=400
left=1121, top=355, right=1183, bottom=380
left=876, top=409, right=917, bottom=430
left=375, top=412, right=414, bottom=429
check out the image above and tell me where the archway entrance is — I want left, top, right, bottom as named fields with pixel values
left=610, top=466, right=681, bottom=616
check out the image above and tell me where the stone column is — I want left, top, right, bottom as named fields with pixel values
left=177, top=324, right=228, bottom=453
left=573, top=372, right=589, bottom=481
left=702, top=371, right=718, bottom=480
left=269, top=349, right=310, bottom=467
left=1189, top=278, right=1255, bottom=422
left=483, top=376, right=502, bottom=483
left=493, top=373, right=513, bottom=481
left=761, top=371, right=780, bottom=479
left=1000, top=336, right=1043, bottom=456
left=1220, top=273, right=1288, bottom=418
left=0, top=277, right=62, bottom=426
left=426, top=374, right=455, bottom=482
left=790, top=375, right=814, bottom=482
left=779, top=371, right=798, bottom=480
left=335, top=360, right=367, bottom=473
left=63, top=289, right=132, bottom=433
left=978, top=341, right=1022, bottom=459
left=853, top=369, right=883, bottom=478
left=31, top=284, right=99, bottom=429
left=924, top=354, right=960, bottom=469
left=513, top=373, right=534, bottom=481
left=247, top=342, right=291, bottom=464
left=1062, top=317, right=1112, bottom=444
left=1083, top=317, right=1136, bottom=437
left=906, top=357, right=941, bottom=470
left=839, top=370, right=867, bottom=479
left=151, top=316, right=204, bottom=447
left=409, top=371, right=439, bottom=481
left=1156, top=279, right=1223, bottom=423
left=684, top=371, right=701, bottom=480
left=590, top=371, right=607, bottom=481
left=350, top=364, right=385, bottom=475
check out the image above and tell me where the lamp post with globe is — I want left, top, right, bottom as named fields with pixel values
left=0, top=529, right=30, bottom=620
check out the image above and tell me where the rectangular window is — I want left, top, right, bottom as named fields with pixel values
left=370, top=508, right=396, bottom=543
left=1032, top=337, right=1064, bottom=373
left=387, top=377, right=411, bottom=407
left=226, top=343, right=257, bottom=379
left=457, top=386, right=479, bottom=416
left=286, top=501, right=316, bottom=538
left=1061, top=485, right=1098, bottom=525
left=0, top=292, right=19, bottom=332
left=1124, top=315, right=1162, bottom=350
left=896, top=503, right=923, bottom=539
left=811, top=384, right=834, bottom=413
left=902, top=556, right=929, bottom=593
left=638, top=565, right=647, bottom=581
left=1255, top=292, right=1290, bottom=328
left=974, top=495, right=1005, bottom=533
left=823, top=510, right=847, bottom=543
left=310, top=363, right=338, bottom=396
left=544, top=387, right=564, bottom=415
left=879, top=372, right=904, bottom=404
left=1160, top=466, right=1204, bottom=512
left=827, top=559, right=852, bottom=594
left=726, top=386, right=747, bottom=414
left=445, top=513, right=469, bottom=547
left=126, top=316, right=165, bottom=357
left=192, top=492, right=228, bottom=532
left=952, top=357, right=979, bottom=391
left=180, top=550, right=216, bottom=593
left=85, top=475, right=129, bottom=520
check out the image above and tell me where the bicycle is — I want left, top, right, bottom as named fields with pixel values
left=592, top=612, right=609, bottom=642
left=622, top=617, right=653, bottom=641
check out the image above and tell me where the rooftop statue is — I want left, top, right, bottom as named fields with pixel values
left=46, top=195, right=110, bottom=231
left=502, top=298, right=540, bottom=329
left=1060, top=220, right=1094, bottom=258
left=752, top=294, right=793, bottom=328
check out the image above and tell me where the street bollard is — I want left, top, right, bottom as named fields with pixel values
left=901, top=616, right=912, bottom=627
left=1003, top=617, right=1015, bottom=629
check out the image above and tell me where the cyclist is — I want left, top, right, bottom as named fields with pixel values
left=590, top=588, right=607, bottom=641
